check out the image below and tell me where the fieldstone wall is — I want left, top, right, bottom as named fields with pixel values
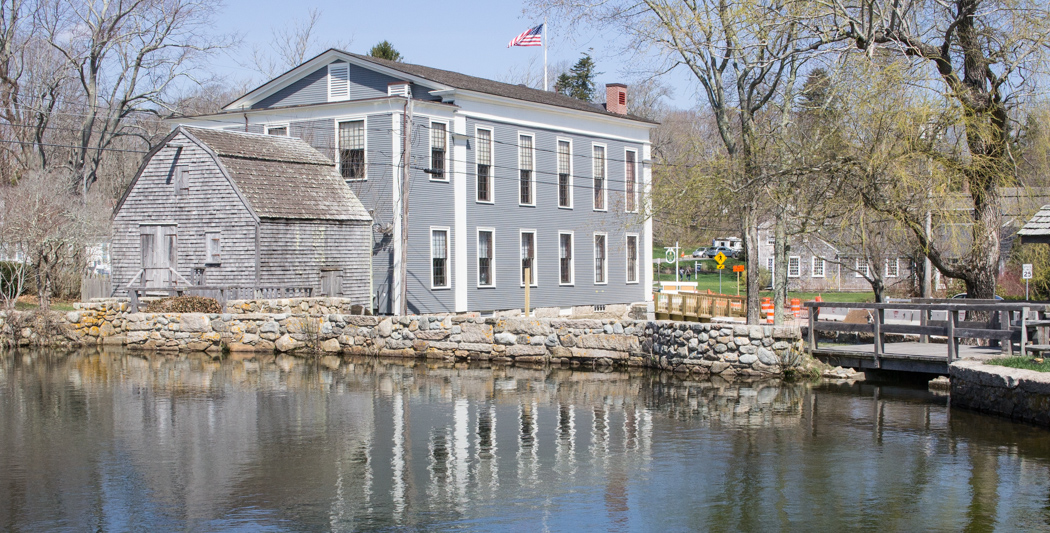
left=0, top=300, right=804, bottom=376
left=950, top=359, right=1050, bottom=427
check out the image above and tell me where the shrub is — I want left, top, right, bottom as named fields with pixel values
left=145, top=296, right=221, bottom=314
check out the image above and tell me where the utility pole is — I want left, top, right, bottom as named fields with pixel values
left=399, top=98, right=412, bottom=315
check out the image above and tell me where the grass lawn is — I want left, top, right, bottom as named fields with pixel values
left=988, top=356, right=1050, bottom=373
left=654, top=267, right=874, bottom=303
left=13, top=300, right=78, bottom=312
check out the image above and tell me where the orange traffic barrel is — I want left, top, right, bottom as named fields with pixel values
left=790, top=298, right=801, bottom=318
left=761, top=297, right=774, bottom=324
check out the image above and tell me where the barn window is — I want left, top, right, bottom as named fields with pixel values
left=205, top=231, right=221, bottom=264
left=431, top=228, right=449, bottom=289
left=173, top=165, right=189, bottom=196
left=338, top=119, right=365, bottom=180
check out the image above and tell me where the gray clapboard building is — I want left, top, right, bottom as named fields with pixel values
left=111, top=126, right=373, bottom=303
left=171, top=49, right=655, bottom=315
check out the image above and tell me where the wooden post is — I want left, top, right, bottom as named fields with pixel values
left=947, top=309, right=957, bottom=362
left=920, top=308, right=928, bottom=344
left=873, top=308, right=882, bottom=368
left=524, top=267, right=531, bottom=317
left=808, top=304, right=818, bottom=352
left=1021, top=306, right=1029, bottom=358
left=1000, top=309, right=1012, bottom=356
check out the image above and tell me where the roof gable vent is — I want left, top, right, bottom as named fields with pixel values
left=328, top=62, right=350, bottom=101
left=388, top=81, right=411, bottom=98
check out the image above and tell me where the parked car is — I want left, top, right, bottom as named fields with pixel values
left=692, top=247, right=708, bottom=257
left=705, top=246, right=734, bottom=258
left=951, top=293, right=1004, bottom=300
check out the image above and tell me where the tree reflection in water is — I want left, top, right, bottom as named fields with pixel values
left=0, top=347, right=1048, bottom=531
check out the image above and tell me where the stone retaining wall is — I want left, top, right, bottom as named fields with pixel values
left=0, top=300, right=804, bottom=377
left=950, top=359, right=1050, bottom=427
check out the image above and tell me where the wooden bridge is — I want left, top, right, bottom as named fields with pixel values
left=654, top=291, right=746, bottom=322
left=805, top=300, right=1050, bottom=374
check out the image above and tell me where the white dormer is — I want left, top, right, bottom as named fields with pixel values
left=328, top=62, right=350, bottom=101
left=388, top=81, right=411, bottom=98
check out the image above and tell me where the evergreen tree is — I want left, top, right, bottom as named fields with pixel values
left=369, top=41, right=403, bottom=62
left=554, top=53, right=599, bottom=101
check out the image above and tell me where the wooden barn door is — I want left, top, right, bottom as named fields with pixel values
left=320, top=269, right=343, bottom=297
left=140, top=225, right=177, bottom=288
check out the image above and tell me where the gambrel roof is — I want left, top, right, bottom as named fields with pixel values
left=218, top=49, right=655, bottom=123
left=116, top=126, right=372, bottom=223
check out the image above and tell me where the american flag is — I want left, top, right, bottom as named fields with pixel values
left=507, top=24, right=543, bottom=47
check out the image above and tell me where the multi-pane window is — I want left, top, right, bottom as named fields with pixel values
left=558, top=140, right=571, bottom=208
left=519, top=135, right=534, bottom=205
left=594, top=234, right=607, bottom=283
left=267, top=126, right=287, bottom=136
left=430, top=122, right=446, bottom=180
left=626, top=235, right=638, bottom=283
left=560, top=233, right=574, bottom=284
left=478, top=230, right=494, bottom=287
left=855, top=258, right=869, bottom=278
left=767, top=257, right=774, bottom=275
left=886, top=258, right=899, bottom=277
left=767, top=234, right=775, bottom=246
left=625, top=150, right=637, bottom=212
left=788, top=256, right=801, bottom=278
left=431, top=229, right=449, bottom=288
left=593, top=145, right=605, bottom=210
left=477, top=128, right=492, bottom=202
left=520, top=231, right=536, bottom=286
left=205, top=231, right=221, bottom=264
left=811, top=257, right=825, bottom=278
left=338, top=120, right=365, bottom=180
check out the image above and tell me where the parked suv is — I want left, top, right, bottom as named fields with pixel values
left=705, top=246, right=734, bottom=258
left=692, top=247, right=708, bottom=257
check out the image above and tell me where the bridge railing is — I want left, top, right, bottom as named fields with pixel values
left=805, top=301, right=1046, bottom=364
left=654, top=291, right=746, bottom=322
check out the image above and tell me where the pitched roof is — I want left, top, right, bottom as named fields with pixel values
left=181, top=126, right=372, bottom=222
left=1018, top=205, right=1050, bottom=237
left=340, top=51, right=655, bottom=123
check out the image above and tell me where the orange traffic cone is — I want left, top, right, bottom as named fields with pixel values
left=815, top=294, right=823, bottom=303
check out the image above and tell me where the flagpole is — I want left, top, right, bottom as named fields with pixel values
left=543, top=18, right=548, bottom=91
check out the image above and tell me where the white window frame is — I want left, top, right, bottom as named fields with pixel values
left=428, top=118, right=449, bottom=182
left=327, top=62, right=350, bottom=102
left=335, top=115, right=368, bottom=181
left=767, top=233, right=775, bottom=246
left=855, top=258, right=870, bottom=278
left=767, top=257, right=774, bottom=275
left=593, top=232, right=608, bottom=284
left=205, top=230, right=221, bottom=265
left=592, top=143, right=608, bottom=212
left=624, top=148, right=638, bottom=213
left=477, top=227, right=495, bottom=288
left=557, top=137, right=573, bottom=209
left=559, top=231, right=575, bottom=286
left=265, top=124, right=289, bottom=136
left=430, top=226, right=451, bottom=290
left=788, top=256, right=801, bottom=278
left=475, top=125, right=494, bottom=204
left=518, top=132, right=536, bottom=207
left=626, top=233, right=639, bottom=284
left=885, top=257, right=900, bottom=278
left=811, top=257, right=825, bottom=278
left=519, top=229, right=538, bottom=287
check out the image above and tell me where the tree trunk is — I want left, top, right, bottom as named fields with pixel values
left=743, top=202, right=761, bottom=324
left=773, top=214, right=788, bottom=325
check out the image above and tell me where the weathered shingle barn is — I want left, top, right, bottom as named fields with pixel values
left=111, top=126, right=373, bottom=303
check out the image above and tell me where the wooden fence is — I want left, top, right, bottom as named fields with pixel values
left=80, top=274, right=112, bottom=301
left=127, top=285, right=314, bottom=311
left=653, top=291, right=747, bottom=321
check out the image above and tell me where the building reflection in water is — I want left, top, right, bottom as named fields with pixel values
left=1, top=348, right=1049, bottom=531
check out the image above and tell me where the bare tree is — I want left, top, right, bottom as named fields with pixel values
left=246, top=8, right=352, bottom=80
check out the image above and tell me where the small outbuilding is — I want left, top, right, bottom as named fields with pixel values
left=111, top=126, right=373, bottom=303
left=1018, top=205, right=1050, bottom=245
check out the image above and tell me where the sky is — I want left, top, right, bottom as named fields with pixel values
left=208, top=0, right=698, bottom=110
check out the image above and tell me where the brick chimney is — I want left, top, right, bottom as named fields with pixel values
left=605, top=83, right=627, bottom=115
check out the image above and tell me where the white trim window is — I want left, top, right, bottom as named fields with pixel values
left=266, top=125, right=288, bottom=136
left=429, top=120, right=448, bottom=181
left=477, top=228, right=494, bottom=287
left=885, top=257, right=900, bottom=278
left=594, top=233, right=607, bottom=284
left=811, top=257, right=825, bottom=278
left=767, top=233, right=775, bottom=246
left=205, top=231, right=221, bottom=264
left=431, top=228, right=450, bottom=289
left=855, top=258, right=870, bottom=278
left=519, top=133, right=535, bottom=206
left=520, top=230, right=537, bottom=286
left=328, top=62, right=350, bottom=101
left=767, top=257, right=774, bottom=275
left=788, top=256, right=801, bottom=278
left=626, top=234, right=639, bottom=284
left=476, top=127, right=493, bottom=203
left=625, top=149, right=638, bottom=213
left=338, top=119, right=366, bottom=180
left=593, top=144, right=606, bottom=211
left=559, top=232, right=574, bottom=285
left=558, top=139, right=572, bottom=208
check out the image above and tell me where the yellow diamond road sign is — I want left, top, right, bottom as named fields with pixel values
left=714, top=252, right=727, bottom=265
left=716, top=264, right=725, bottom=269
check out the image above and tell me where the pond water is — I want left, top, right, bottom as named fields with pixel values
left=1, top=347, right=1049, bottom=531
